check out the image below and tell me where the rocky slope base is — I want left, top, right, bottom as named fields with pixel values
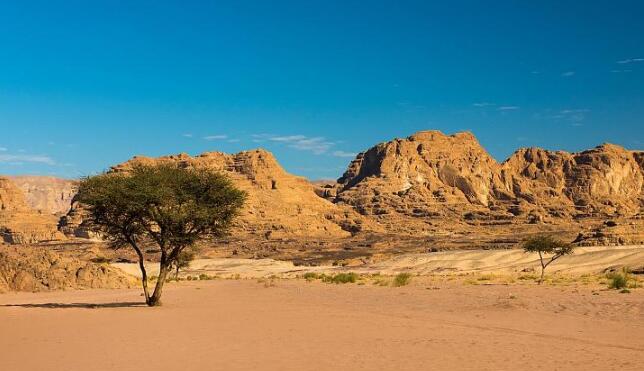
left=0, top=245, right=135, bottom=293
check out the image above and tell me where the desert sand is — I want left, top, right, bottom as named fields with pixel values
left=0, top=279, right=642, bottom=371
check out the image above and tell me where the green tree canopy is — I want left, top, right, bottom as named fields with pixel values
left=76, top=164, right=246, bottom=306
left=522, top=235, right=574, bottom=284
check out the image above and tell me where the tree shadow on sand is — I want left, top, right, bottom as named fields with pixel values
left=1, top=302, right=146, bottom=309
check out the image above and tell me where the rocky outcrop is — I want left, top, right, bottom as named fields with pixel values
left=61, top=149, right=376, bottom=240
left=8, top=176, right=77, bottom=215
left=331, top=130, right=643, bottom=234
left=0, top=177, right=66, bottom=244
left=0, top=246, right=135, bottom=293
left=9, top=130, right=642, bottom=247
left=501, top=144, right=643, bottom=218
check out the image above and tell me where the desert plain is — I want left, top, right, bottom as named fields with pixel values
left=1, top=245, right=644, bottom=371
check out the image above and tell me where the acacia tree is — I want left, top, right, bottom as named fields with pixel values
left=522, top=235, right=575, bottom=284
left=76, top=164, right=246, bottom=306
left=172, top=248, right=196, bottom=280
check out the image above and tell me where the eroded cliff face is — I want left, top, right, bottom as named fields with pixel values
left=61, top=149, right=376, bottom=240
left=0, top=177, right=66, bottom=244
left=8, top=176, right=77, bottom=215
left=331, top=131, right=643, bottom=234
left=501, top=144, right=643, bottom=218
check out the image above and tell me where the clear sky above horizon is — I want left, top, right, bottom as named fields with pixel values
left=1, top=1, right=643, bottom=179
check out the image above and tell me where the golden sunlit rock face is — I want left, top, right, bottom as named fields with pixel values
left=330, top=131, right=643, bottom=234
left=7, top=176, right=77, bottom=215
left=3, top=130, right=643, bottom=245
left=0, top=177, right=67, bottom=244
left=60, top=149, right=376, bottom=241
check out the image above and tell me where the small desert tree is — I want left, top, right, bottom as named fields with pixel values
left=76, top=164, right=246, bottom=306
left=522, top=235, right=574, bottom=284
left=173, top=248, right=196, bottom=280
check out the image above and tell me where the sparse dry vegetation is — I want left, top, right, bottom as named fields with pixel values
left=393, top=273, right=412, bottom=287
left=606, top=268, right=639, bottom=292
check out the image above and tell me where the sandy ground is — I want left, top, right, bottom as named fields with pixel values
left=113, top=245, right=644, bottom=278
left=0, top=279, right=642, bottom=371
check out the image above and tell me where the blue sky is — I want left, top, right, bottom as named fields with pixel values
left=0, top=1, right=642, bottom=179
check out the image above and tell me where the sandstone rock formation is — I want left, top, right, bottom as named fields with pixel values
left=0, top=246, right=135, bottom=293
left=330, top=130, right=643, bottom=235
left=61, top=149, right=375, bottom=240
left=11, top=130, right=643, bottom=249
left=0, top=177, right=66, bottom=244
left=8, top=176, right=77, bottom=215
left=501, top=144, right=643, bottom=218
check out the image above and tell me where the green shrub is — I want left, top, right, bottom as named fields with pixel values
left=303, top=272, right=319, bottom=281
left=318, top=274, right=330, bottom=282
left=393, top=273, right=412, bottom=287
left=608, top=274, right=627, bottom=289
left=323, top=272, right=358, bottom=284
left=607, top=268, right=630, bottom=290
left=476, top=274, right=495, bottom=281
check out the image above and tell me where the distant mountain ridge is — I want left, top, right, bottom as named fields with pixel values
left=2, top=130, right=643, bottom=245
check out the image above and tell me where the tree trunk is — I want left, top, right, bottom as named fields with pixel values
left=537, top=251, right=545, bottom=285
left=132, top=244, right=151, bottom=304
left=148, top=263, right=170, bottom=307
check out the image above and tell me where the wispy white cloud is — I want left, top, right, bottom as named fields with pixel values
left=332, top=150, right=358, bottom=158
left=252, top=134, right=337, bottom=155
left=550, top=108, right=589, bottom=125
left=560, top=109, right=589, bottom=114
left=498, top=106, right=520, bottom=111
left=473, top=102, right=496, bottom=107
left=268, top=135, right=308, bottom=143
left=611, top=69, right=632, bottom=73
left=203, top=135, right=228, bottom=141
left=182, top=133, right=193, bottom=138
left=561, top=71, right=575, bottom=77
left=0, top=154, right=56, bottom=165
left=279, top=137, right=333, bottom=154
left=617, top=58, right=644, bottom=64
left=0, top=147, right=7, bottom=152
